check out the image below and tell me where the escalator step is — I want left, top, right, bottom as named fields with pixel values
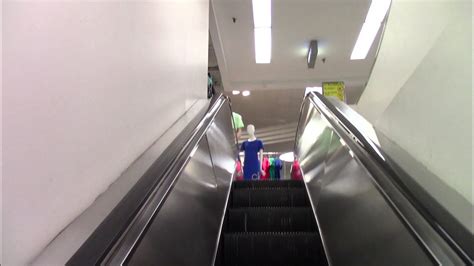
left=223, top=232, right=325, bottom=266
left=228, top=207, right=316, bottom=232
left=233, top=180, right=305, bottom=189
left=223, top=264, right=317, bottom=266
left=232, top=188, right=309, bottom=207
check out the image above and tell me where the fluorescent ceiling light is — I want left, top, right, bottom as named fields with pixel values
left=351, top=22, right=381, bottom=60
left=242, top=90, right=251, bottom=96
left=305, top=86, right=322, bottom=96
left=252, top=0, right=271, bottom=64
left=351, top=0, right=391, bottom=60
left=254, top=28, right=271, bottom=64
left=366, top=0, right=392, bottom=23
left=232, top=90, right=240, bottom=95
left=306, top=40, right=318, bottom=68
left=252, top=0, right=271, bottom=28
left=279, top=152, right=294, bottom=162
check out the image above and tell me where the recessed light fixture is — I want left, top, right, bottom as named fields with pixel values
left=252, top=0, right=271, bottom=64
left=351, top=0, right=391, bottom=60
left=252, top=0, right=271, bottom=28
left=242, top=90, right=251, bottom=96
left=254, top=28, right=271, bottom=64
left=305, top=86, right=322, bottom=96
left=307, top=40, right=318, bottom=68
left=232, top=90, right=241, bottom=95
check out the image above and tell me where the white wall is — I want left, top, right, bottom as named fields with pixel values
left=357, top=0, right=472, bottom=230
left=1, top=0, right=3, bottom=263
left=3, top=1, right=209, bottom=265
left=357, top=1, right=460, bottom=122
left=472, top=1, right=474, bottom=217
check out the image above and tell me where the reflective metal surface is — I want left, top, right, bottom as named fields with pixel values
left=204, top=103, right=237, bottom=265
left=329, top=97, right=473, bottom=262
left=126, top=104, right=236, bottom=266
left=305, top=93, right=468, bottom=265
left=127, top=136, right=223, bottom=265
left=68, top=98, right=225, bottom=266
left=95, top=95, right=237, bottom=265
left=295, top=96, right=447, bottom=265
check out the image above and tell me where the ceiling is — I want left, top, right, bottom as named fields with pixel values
left=209, top=0, right=386, bottom=151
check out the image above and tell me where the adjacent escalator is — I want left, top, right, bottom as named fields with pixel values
left=216, top=180, right=327, bottom=266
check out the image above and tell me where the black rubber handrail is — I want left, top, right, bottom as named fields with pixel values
left=304, top=92, right=473, bottom=265
left=67, top=94, right=230, bottom=266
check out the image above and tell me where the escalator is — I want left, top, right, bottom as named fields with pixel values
left=216, top=180, right=327, bottom=266
left=66, top=93, right=472, bottom=266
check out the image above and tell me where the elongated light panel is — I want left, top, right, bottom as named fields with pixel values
left=351, top=0, right=391, bottom=60
left=254, top=28, right=271, bottom=63
left=252, top=0, right=271, bottom=27
left=351, top=22, right=381, bottom=60
left=253, top=0, right=271, bottom=64
left=366, top=0, right=392, bottom=22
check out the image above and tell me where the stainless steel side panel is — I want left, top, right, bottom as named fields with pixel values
left=206, top=104, right=238, bottom=264
left=127, top=104, right=236, bottom=266
left=127, top=137, right=219, bottom=265
left=296, top=101, right=434, bottom=266
left=206, top=103, right=237, bottom=189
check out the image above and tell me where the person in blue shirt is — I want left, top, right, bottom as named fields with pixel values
left=240, top=125, right=264, bottom=180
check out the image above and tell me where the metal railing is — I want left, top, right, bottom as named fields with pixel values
left=300, top=92, right=471, bottom=265
left=67, top=94, right=232, bottom=265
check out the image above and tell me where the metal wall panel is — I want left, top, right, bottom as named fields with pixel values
left=207, top=103, right=237, bottom=187
left=206, top=104, right=238, bottom=264
left=296, top=101, right=434, bottom=266
left=128, top=136, right=222, bottom=265
left=127, top=104, right=237, bottom=265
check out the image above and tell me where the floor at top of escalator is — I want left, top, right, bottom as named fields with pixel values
left=216, top=179, right=328, bottom=266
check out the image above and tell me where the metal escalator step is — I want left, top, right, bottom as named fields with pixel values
left=223, top=263, right=319, bottom=266
left=231, top=188, right=309, bottom=208
left=228, top=207, right=316, bottom=232
left=224, top=264, right=318, bottom=266
left=233, top=180, right=305, bottom=189
left=223, top=232, right=325, bottom=266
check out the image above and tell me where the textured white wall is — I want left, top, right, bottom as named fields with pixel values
left=3, top=1, right=209, bottom=265
left=357, top=0, right=472, bottom=228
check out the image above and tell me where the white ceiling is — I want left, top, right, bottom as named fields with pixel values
left=211, top=0, right=383, bottom=103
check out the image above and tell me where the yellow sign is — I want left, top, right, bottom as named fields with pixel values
left=323, top=82, right=345, bottom=101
